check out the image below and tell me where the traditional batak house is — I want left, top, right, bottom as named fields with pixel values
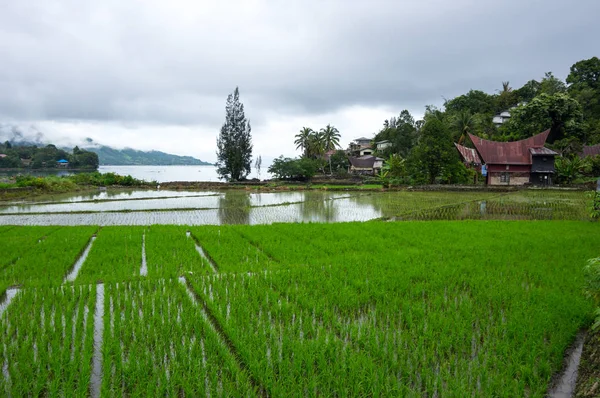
left=468, top=129, right=558, bottom=186
left=454, top=143, right=482, bottom=172
left=582, top=144, right=600, bottom=158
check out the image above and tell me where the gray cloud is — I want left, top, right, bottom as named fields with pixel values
left=0, top=0, right=598, bottom=157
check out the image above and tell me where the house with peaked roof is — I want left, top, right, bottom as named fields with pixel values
left=582, top=144, right=600, bottom=158
left=348, top=155, right=384, bottom=175
left=468, top=130, right=557, bottom=186
left=454, top=143, right=482, bottom=171
left=348, top=137, right=373, bottom=156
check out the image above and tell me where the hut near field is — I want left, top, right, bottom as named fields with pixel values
left=468, top=129, right=557, bottom=186
left=348, top=155, right=384, bottom=175
left=454, top=143, right=482, bottom=172
left=582, top=143, right=600, bottom=158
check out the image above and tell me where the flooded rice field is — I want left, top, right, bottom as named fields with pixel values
left=0, top=189, right=591, bottom=225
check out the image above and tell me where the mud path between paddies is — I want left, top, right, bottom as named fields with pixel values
left=187, top=231, right=219, bottom=273
left=90, top=284, right=104, bottom=398
left=548, top=331, right=586, bottom=398
left=140, top=233, right=148, bottom=276
left=64, top=235, right=97, bottom=283
left=178, top=276, right=267, bottom=397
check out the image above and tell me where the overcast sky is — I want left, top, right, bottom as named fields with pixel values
left=0, top=0, right=598, bottom=163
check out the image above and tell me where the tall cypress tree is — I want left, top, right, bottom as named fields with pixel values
left=216, top=87, right=253, bottom=181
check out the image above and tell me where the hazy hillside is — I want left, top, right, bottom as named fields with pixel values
left=85, top=146, right=213, bottom=166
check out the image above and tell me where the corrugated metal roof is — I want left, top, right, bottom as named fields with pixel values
left=454, top=143, right=482, bottom=165
left=529, top=147, right=558, bottom=156
left=349, top=156, right=376, bottom=168
left=469, top=130, right=550, bottom=165
left=583, top=144, right=600, bottom=157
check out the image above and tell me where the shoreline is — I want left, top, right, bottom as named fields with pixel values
left=0, top=180, right=594, bottom=202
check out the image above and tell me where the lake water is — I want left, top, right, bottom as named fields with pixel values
left=0, top=165, right=267, bottom=183
left=0, top=189, right=589, bottom=226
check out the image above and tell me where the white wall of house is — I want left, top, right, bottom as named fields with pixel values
left=376, top=141, right=391, bottom=150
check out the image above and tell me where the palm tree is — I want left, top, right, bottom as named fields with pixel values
left=501, top=81, right=512, bottom=93
left=319, top=124, right=341, bottom=174
left=308, top=130, right=325, bottom=158
left=294, top=127, right=313, bottom=158
left=452, top=111, right=475, bottom=145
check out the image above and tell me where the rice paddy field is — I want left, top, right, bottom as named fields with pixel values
left=1, top=220, right=599, bottom=396
left=0, top=189, right=591, bottom=225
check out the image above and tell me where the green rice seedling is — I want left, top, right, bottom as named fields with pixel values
left=231, top=221, right=600, bottom=396
left=188, top=273, right=387, bottom=396
left=189, top=226, right=276, bottom=273
left=0, top=284, right=95, bottom=396
left=76, top=227, right=144, bottom=284
left=100, top=280, right=255, bottom=396
left=0, top=226, right=62, bottom=269
left=144, top=225, right=212, bottom=278
left=0, top=220, right=598, bottom=395
left=0, top=226, right=97, bottom=287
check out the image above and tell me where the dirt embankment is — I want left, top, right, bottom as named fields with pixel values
left=576, top=328, right=600, bottom=397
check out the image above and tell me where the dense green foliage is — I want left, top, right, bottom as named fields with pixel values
left=216, top=87, right=253, bottom=181
left=0, top=172, right=151, bottom=194
left=267, top=156, right=321, bottom=180
left=364, top=57, right=600, bottom=184
left=407, top=119, right=466, bottom=184
left=0, top=222, right=599, bottom=395
left=584, top=256, right=600, bottom=331
left=0, top=143, right=98, bottom=169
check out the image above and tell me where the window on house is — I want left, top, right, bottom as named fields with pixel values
left=500, top=173, right=510, bottom=183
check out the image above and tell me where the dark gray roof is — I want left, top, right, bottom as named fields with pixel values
left=349, top=155, right=384, bottom=168
left=349, top=156, right=375, bottom=168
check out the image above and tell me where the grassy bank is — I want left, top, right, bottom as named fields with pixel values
left=0, top=221, right=598, bottom=395
left=0, top=172, right=154, bottom=200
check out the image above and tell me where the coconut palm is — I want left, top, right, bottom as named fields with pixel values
left=308, top=130, right=325, bottom=158
left=452, top=111, right=475, bottom=145
left=294, top=127, right=314, bottom=158
left=319, top=124, right=341, bottom=174
left=501, top=81, right=512, bottom=93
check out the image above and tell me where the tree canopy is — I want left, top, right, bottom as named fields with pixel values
left=216, top=87, right=253, bottom=181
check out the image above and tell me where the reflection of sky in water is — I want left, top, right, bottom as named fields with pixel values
left=5, top=190, right=217, bottom=205
left=0, top=195, right=222, bottom=213
left=0, top=191, right=355, bottom=214
left=0, top=190, right=588, bottom=225
left=0, top=199, right=381, bottom=226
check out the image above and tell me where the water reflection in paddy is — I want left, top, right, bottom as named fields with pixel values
left=0, top=190, right=590, bottom=225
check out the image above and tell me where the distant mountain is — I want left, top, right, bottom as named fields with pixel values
left=85, top=146, right=213, bottom=166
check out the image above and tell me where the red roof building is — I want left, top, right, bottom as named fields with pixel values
left=454, top=143, right=482, bottom=166
left=583, top=144, right=600, bottom=158
left=468, top=130, right=558, bottom=186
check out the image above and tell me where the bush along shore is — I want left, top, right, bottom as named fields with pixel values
left=0, top=172, right=154, bottom=200
left=0, top=172, right=596, bottom=202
